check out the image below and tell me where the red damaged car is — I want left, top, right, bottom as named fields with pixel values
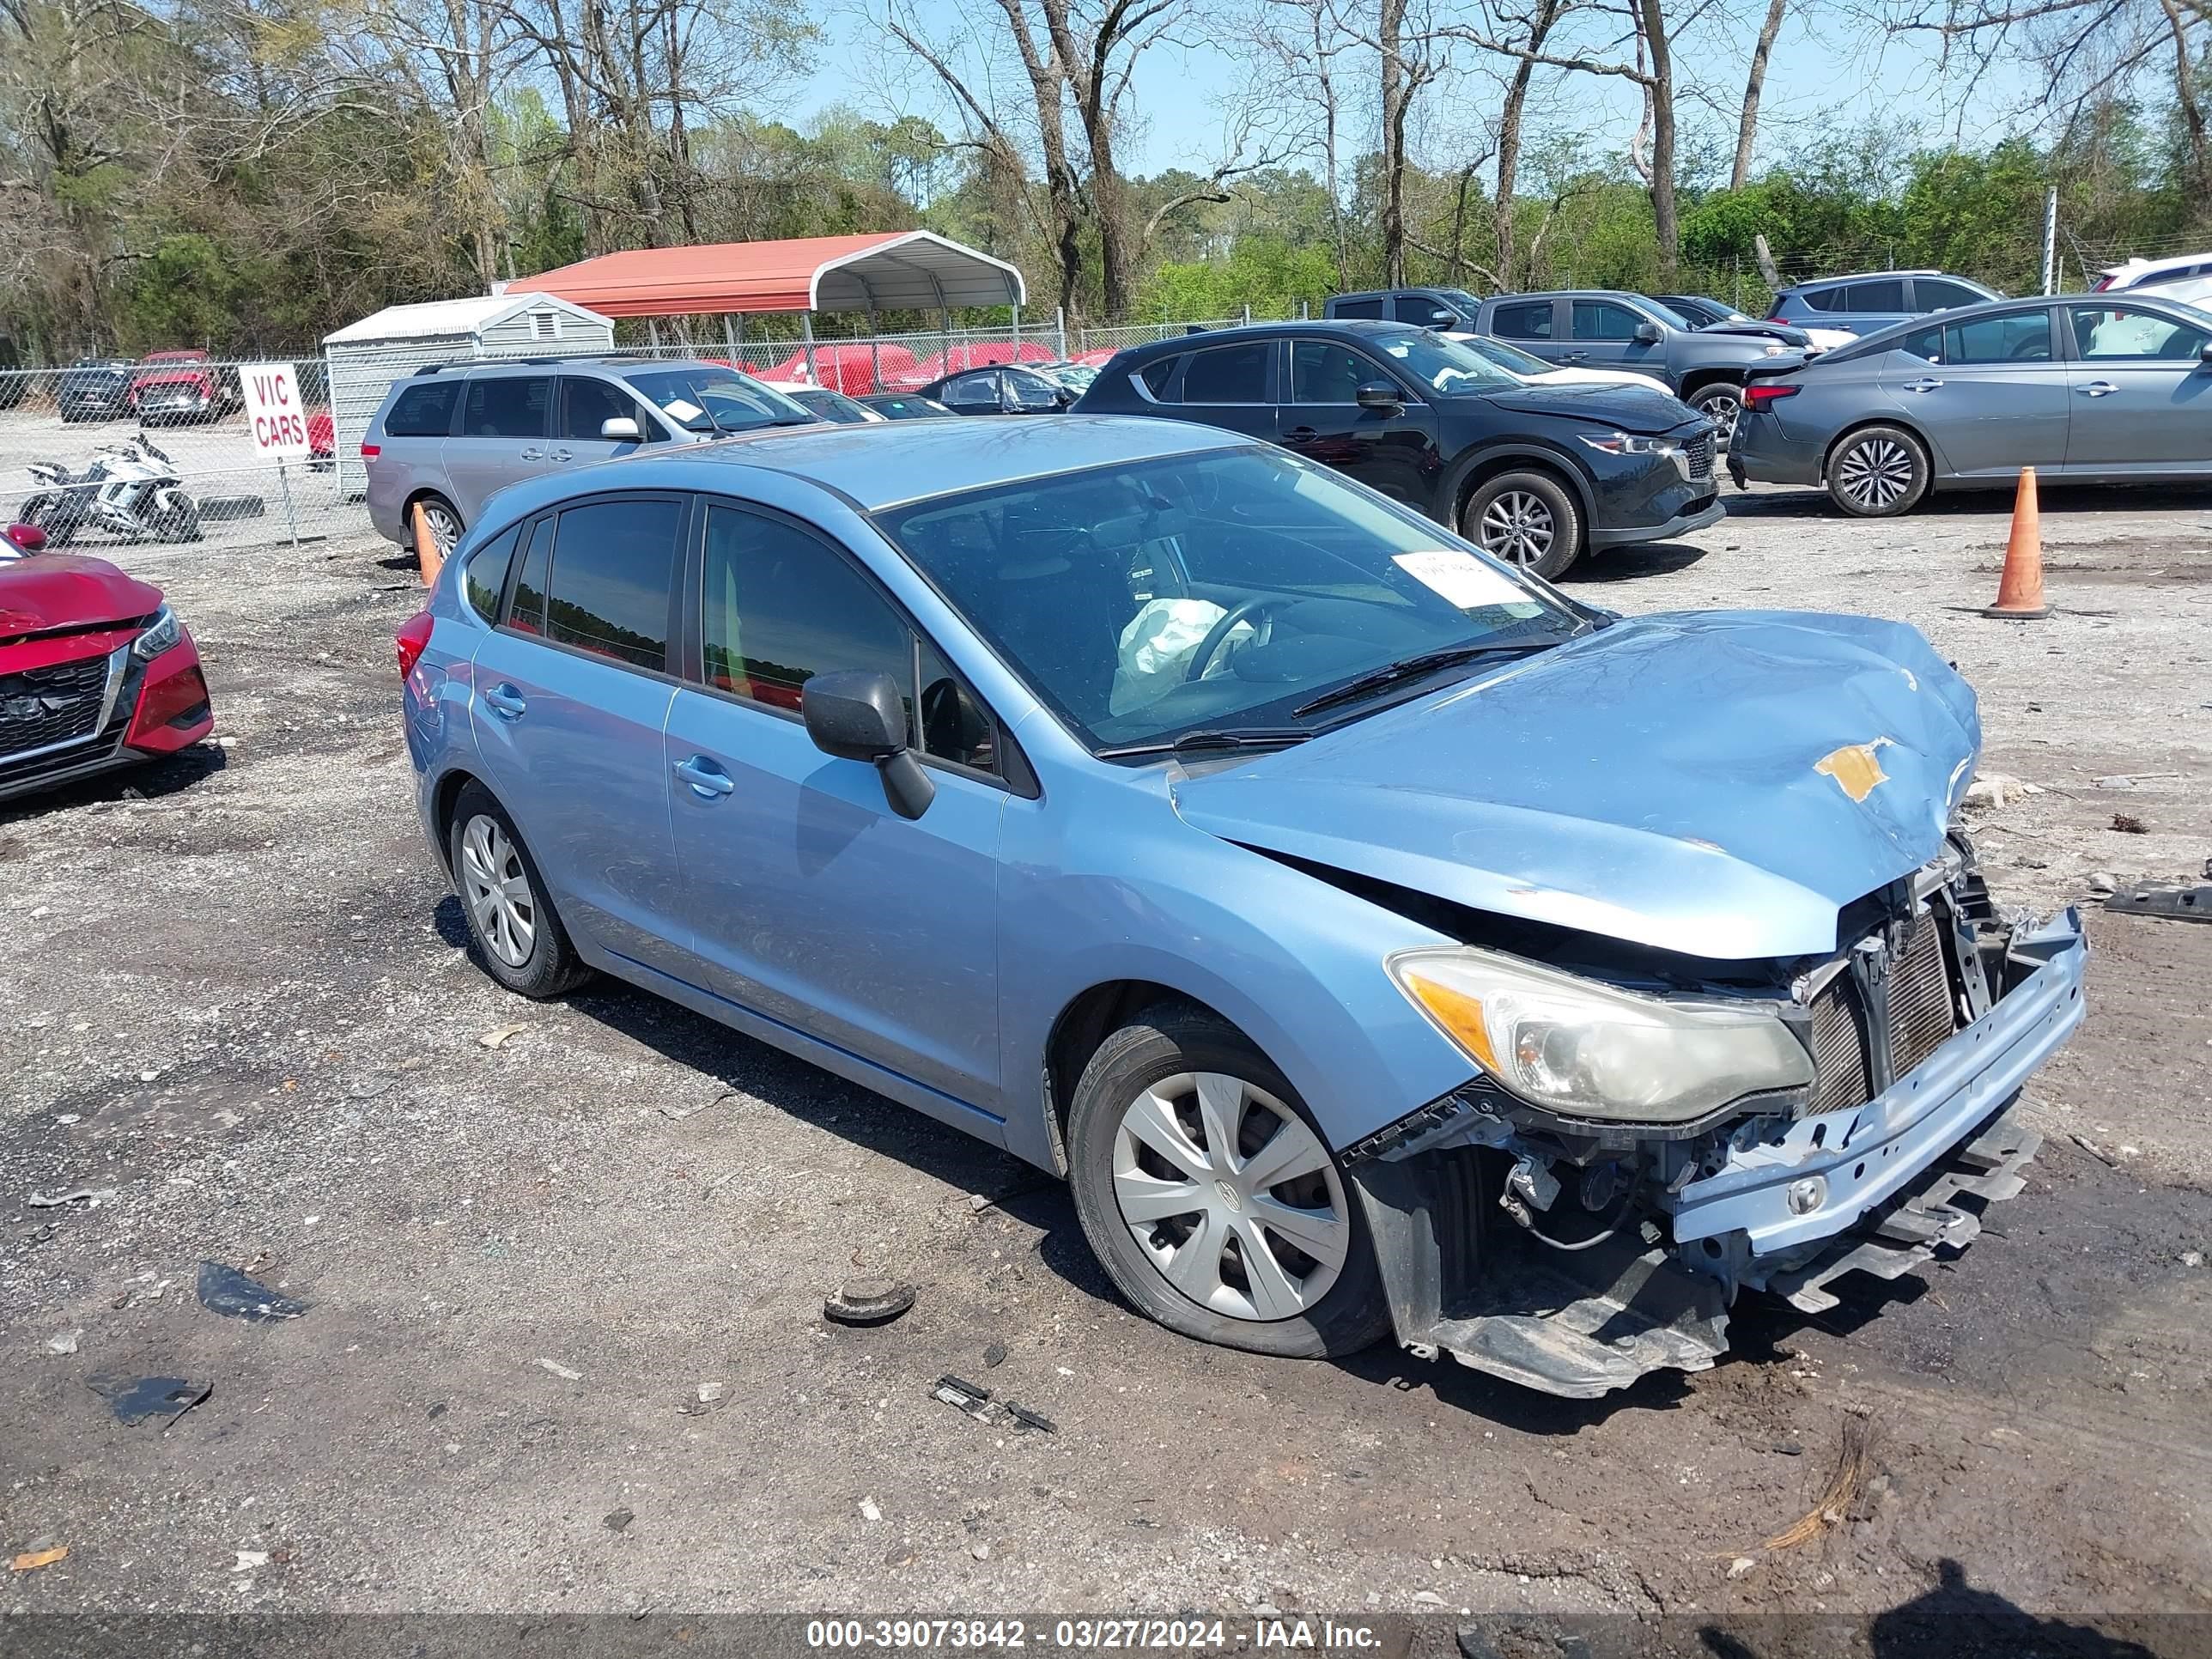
left=0, top=527, right=215, bottom=803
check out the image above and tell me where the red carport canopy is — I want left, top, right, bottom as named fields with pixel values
left=510, top=231, right=1027, bottom=319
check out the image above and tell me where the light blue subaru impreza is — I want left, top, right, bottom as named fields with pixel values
left=398, top=415, right=2086, bottom=1399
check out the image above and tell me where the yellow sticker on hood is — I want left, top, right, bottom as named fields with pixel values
left=1815, top=739, right=1893, bottom=802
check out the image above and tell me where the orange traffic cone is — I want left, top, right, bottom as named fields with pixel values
left=1983, top=467, right=2050, bottom=619
left=411, top=504, right=444, bottom=592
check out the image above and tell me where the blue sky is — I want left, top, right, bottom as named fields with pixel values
left=794, top=3, right=2046, bottom=184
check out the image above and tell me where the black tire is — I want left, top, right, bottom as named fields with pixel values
left=1686, top=381, right=1743, bottom=448
left=151, top=489, right=201, bottom=544
left=1065, top=1001, right=1390, bottom=1360
left=445, top=781, right=592, bottom=999
left=1826, top=423, right=1930, bottom=517
left=1460, top=468, right=1584, bottom=580
left=410, top=494, right=465, bottom=557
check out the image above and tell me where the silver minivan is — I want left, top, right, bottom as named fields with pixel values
left=362, top=357, right=815, bottom=552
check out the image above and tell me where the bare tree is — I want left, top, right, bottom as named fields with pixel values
left=1731, top=0, right=1784, bottom=189
left=1376, top=0, right=1443, bottom=284
left=1244, top=0, right=1357, bottom=286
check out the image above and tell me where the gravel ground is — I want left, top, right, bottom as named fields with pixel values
left=2, top=477, right=2208, bottom=1630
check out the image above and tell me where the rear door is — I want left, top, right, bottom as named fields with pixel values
left=2061, top=301, right=2212, bottom=469
left=1880, top=307, right=2069, bottom=477
left=662, top=497, right=1007, bottom=1115
left=1487, top=298, right=1565, bottom=364
left=468, top=492, right=691, bottom=972
left=1162, top=338, right=1277, bottom=441
left=550, top=374, right=660, bottom=472
left=442, top=374, right=555, bottom=524
left=1276, top=337, right=1439, bottom=507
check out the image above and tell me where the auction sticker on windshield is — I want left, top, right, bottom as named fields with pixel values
left=1393, top=549, right=1531, bottom=611
left=661, top=398, right=704, bottom=422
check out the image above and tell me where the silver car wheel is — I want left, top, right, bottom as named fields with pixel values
left=1110, top=1071, right=1350, bottom=1322
left=1478, top=491, right=1555, bottom=566
left=459, top=813, right=536, bottom=968
left=421, top=500, right=462, bottom=557
left=1694, top=387, right=1741, bottom=446
left=1837, top=438, right=1916, bottom=509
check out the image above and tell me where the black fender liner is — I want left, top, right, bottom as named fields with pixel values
left=1433, top=441, right=1597, bottom=532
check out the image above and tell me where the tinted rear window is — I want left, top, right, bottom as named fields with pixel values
left=1841, top=279, right=1906, bottom=311
left=1331, top=297, right=1386, bottom=319
left=1180, top=343, right=1272, bottom=404
left=385, top=380, right=461, bottom=438
left=1492, top=301, right=1553, bottom=338
left=544, top=499, right=684, bottom=672
left=464, top=524, right=520, bottom=622
left=461, top=375, right=551, bottom=439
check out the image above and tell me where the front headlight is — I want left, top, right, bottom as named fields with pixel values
left=132, top=604, right=182, bottom=660
left=1761, top=343, right=1788, bottom=356
left=1578, top=432, right=1680, bottom=457
left=1387, top=947, right=1813, bottom=1123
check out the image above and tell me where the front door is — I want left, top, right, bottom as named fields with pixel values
left=1881, top=307, right=2070, bottom=477
left=662, top=498, right=1006, bottom=1115
left=2061, top=302, right=2212, bottom=469
left=469, top=493, right=691, bottom=972
left=1564, top=298, right=1668, bottom=380
left=551, top=375, right=659, bottom=473
left=441, top=374, right=556, bottom=526
left=1276, top=338, right=1441, bottom=509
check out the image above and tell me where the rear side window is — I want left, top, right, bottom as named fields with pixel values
left=1841, top=279, right=1906, bottom=311
left=1331, top=297, right=1386, bottom=319
left=1944, top=311, right=2051, bottom=363
left=461, top=375, right=551, bottom=439
left=702, top=504, right=911, bottom=711
left=1916, top=278, right=1984, bottom=311
left=1492, top=301, right=1553, bottom=338
left=939, top=372, right=1000, bottom=409
left=1797, top=288, right=1838, bottom=313
left=1136, top=354, right=1186, bottom=398
left=384, top=380, right=460, bottom=437
left=542, top=498, right=684, bottom=671
left=1180, top=343, right=1272, bottom=404
left=463, top=525, right=520, bottom=622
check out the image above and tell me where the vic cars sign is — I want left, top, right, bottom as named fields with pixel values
left=242, top=363, right=312, bottom=459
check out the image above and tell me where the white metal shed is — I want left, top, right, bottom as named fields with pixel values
left=322, top=294, right=613, bottom=493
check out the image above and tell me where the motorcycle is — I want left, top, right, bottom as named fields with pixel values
left=20, top=431, right=203, bottom=545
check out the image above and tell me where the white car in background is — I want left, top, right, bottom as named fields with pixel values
left=2094, top=252, right=2212, bottom=292
left=1446, top=333, right=1673, bottom=395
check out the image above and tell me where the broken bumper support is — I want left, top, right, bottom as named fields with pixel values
left=1346, top=907, right=2087, bottom=1399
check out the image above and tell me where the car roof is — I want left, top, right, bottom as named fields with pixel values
left=2100, top=252, right=2212, bottom=282
left=1814, top=291, right=2209, bottom=359
left=476, top=414, right=1249, bottom=520
left=1786, top=270, right=1954, bottom=290
left=1111, top=319, right=1430, bottom=359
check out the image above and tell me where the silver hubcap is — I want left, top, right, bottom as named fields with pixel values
left=1111, top=1072, right=1350, bottom=1322
left=424, top=503, right=460, bottom=556
left=459, top=814, right=536, bottom=968
left=1477, top=491, right=1555, bottom=566
left=1838, top=439, right=1915, bottom=509
left=1696, top=390, right=1741, bottom=445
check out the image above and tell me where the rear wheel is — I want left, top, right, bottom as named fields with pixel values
left=1826, top=424, right=1929, bottom=517
left=1461, top=470, right=1583, bottom=580
left=1065, top=1003, right=1389, bottom=1359
left=447, top=782, right=592, bottom=999
left=411, top=494, right=463, bottom=558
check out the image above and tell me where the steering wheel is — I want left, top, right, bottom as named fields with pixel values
left=1184, top=598, right=1274, bottom=683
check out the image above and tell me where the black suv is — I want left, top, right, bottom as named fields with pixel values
left=1069, top=320, right=1722, bottom=578
left=1323, top=288, right=1485, bottom=331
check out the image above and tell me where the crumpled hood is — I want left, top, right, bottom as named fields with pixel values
left=0, top=555, right=161, bottom=642
left=1170, top=611, right=1979, bottom=961
left=1473, top=380, right=1695, bottom=434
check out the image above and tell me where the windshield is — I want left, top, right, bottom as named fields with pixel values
left=875, top=447, right=1577, bottom=754
left=1370, top=330, right=1523, bottom=393
left=621, top=366, right=812, bottom=433
left=1640, top=300, right=1695, bottom=330
left=1461, top=336, right=1553, bottom=377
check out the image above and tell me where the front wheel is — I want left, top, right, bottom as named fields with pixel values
left=149, top=489, right=201, bottom=543
left=1065, top=1003, right=1390, bottom=1359
left=1461, top=470, right=1583, bottom=580
left=1688, top=382, right=1743, bottom=448
left=1826, top=424, right=1929, bottom=517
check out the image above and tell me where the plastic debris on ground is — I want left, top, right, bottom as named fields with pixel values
left=197, top=1261, right=307, bottom=1322
left=823, top=1279, right=916, bottom=1327
left=88, top=1373, right=212, bottom=1428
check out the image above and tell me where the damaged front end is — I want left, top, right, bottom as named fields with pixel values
left=1342, top=835, right=2087, bottom=1400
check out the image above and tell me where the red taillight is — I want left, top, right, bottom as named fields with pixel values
left=2090, top=275, right=2112, bottom=292
left=1743, top=383, right=1800, bottom=411
left=395, top=612, right=434, bottom=679
left=361, top=443, right=382, bottom=460
left=6, top=522, right=48, bottom=552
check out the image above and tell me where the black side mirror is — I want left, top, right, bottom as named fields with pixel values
left=1633, top=321, right=1664, bottom=345
left=801, top=669, right=935, bottom=820
left=1354, top=380, right=1404, bottom=411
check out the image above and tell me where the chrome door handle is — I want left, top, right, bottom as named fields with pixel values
left=482, top=684, right=526, bottom=720
left=550, top=447, right=573, bottom=461
left=2076, top=380, right=2118, bottom=397
left=1284, top=426, right=1319, bottom=440
left=1900, top=378, right=1944, bottom=392
left=672, top=755, right=736, bottom=799
left=1558, top=350, right=1587, bottom=362
left=520, top=447, right=544, bottom=459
